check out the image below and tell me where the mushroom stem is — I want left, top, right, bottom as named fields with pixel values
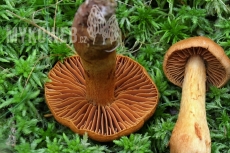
left=71, top=0, right=119, bottom=106
left=81, top=51, right=116, bottom=106
left=170, top=55, right=211, bottom=153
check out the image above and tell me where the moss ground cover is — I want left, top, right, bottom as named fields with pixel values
left=0, top=0, right=230, bottom=152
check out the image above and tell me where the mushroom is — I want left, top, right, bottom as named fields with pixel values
left=163, top=36, right=230, bottom=152
left=44, top=0, right=159, bottom=142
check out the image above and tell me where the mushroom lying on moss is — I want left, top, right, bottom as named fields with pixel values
left=45, top=0, right=159, bottom=142
left=163, top=36, right=230, bottom=152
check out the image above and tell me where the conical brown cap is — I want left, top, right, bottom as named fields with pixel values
left=163, top=36, right=230, bottom=88
left=45, top=55, right=159, bottom=142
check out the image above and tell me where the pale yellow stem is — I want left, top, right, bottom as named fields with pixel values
left=170, top=55, right=211, bottom=153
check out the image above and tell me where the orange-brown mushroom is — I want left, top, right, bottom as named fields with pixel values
left=44, top=0, right=159, bottom=142
left=163, top=36, right=230, bottom=152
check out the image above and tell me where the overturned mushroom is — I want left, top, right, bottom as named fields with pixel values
left=45, top=0, right=159, bottom=142
left=163, top=36, right=230, bottom=152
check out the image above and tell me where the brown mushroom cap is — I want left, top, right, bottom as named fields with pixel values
left=45, top=55, right=159, bottom=142
left=163, top=36, right=230, bottom=88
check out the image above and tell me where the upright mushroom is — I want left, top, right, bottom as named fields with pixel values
left=45, top=0, right=159, bottom=142
left=163, top=36, right=230, bottom=153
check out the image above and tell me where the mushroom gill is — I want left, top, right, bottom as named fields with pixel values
left=45, top=55, right=159, bottom=142
left=165, top=47, right=227, bottom=87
